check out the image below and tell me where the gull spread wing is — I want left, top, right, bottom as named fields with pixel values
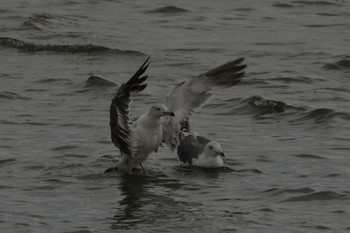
left=110, top=57, right=150, bottom=155
left=163, top=57, right=246, bottom=150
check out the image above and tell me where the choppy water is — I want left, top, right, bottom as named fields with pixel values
left=1, top=0, right=350, bottom=232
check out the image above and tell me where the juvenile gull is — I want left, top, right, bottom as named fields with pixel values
left=177, top=135, right=225, bottom=168
left=105, top=57, right=174, bottom=174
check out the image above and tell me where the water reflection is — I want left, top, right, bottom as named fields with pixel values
left=111, top=174, right=152, bottom=229
left=110, top=172, right=200, bottom=230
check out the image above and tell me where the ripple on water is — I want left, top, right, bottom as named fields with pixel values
left=21, top=12, right=82, bottom=33
left=22, top=13, right=58, bottom=30
left=323, top=59, right=350, bottom=70
left=293, top=153, right=327, bottom=160
left=62, top=230, right=93, bottom=233
left=258, top=207, right=276, bottom=212
left=146, top=6, right=189, bottom=14
left=0, top=37, right=145, bottom=55
left=0, top=91, right=31, bottom=100
left=295, top=108, right=350, bottom=123
left=272, top=3, right=295, bottom=8
left=291, top=0, right=341, bottom=7
left=0, top=158, right=16, bottom=165
left=51, top=145, right=79, bottom=151
left=55, top=153, right=88, bottom=159
left=262, top=187, right=315, bottom=196
left=34, top=78, right=74, bottom=85
left=280, top=191, right=349, bottom=202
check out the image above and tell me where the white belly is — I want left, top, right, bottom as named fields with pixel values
left=193, top=155, right=224, bottom=168
left=131, top=122, right=162, bottom=165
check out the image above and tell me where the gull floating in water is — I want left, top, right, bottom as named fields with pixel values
left=177, top=135, right=225, bottom=168
left=105, top=57, right=174, bottom=174
left=105, top=56, right=246, bottom=172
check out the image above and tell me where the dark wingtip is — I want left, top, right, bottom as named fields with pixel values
left=205, top=57, right=247, bottom=77
left=127, top=56, right=151, bottom=85
left=144, top=55, right=151, bottom=64
left=234, top=57, right=244, bottom=64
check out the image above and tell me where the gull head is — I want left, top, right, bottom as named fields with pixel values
left=148, top=103, right=175, bottom=119
left=204, top=141, right=225, bottom=158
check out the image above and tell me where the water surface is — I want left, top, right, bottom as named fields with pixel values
left=1, top=0, right=350, bottom=232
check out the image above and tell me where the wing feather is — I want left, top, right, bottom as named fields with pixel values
left=110, top=56, right=150, bottom=155
left=163, top=57, right=246, bottom=150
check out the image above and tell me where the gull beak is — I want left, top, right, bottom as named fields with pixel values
left=164, top=111, right=175, bottom=117
left=218, top=151, right=225, bottom=159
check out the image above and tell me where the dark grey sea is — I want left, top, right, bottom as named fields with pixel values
left=1, top=0, right=349, bottom=232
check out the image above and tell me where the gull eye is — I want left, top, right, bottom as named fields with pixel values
left=209, top=146, right=213, bottom=149
left=155, top=107, right=161, bottom=111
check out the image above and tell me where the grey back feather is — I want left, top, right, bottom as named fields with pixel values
left=177, top=135, right=210, bottom=165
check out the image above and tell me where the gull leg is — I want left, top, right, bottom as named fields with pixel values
left=140, top=164, right=147, bottom=175
left=126, top=164, right=134, bottom=174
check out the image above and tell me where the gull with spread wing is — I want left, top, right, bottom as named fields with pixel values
left=162, top=57, right=246, bottom=150
left=161, top=58, right=246, bottom=167
left=105, top=57, right=174, bottom=174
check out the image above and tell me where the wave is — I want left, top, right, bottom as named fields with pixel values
left=295, top=108, right=350, bottom=123
left=291, top=1, right=341, bottom=6
left=233, top=8, right=254, bottom=12
left=55, top=153, right=88, bottom=159
left=85, top=75, right=119, bottom=87
left=323, top=59, right=350, bottom=70
left=22, top=13, right=56, bottom=30
left=0, top=158, right=16, bottom=165
left=302, top=23, right=348, bottom=28
left=267, top=75, right=315, bottom=84
left=0, top=37, right=145, bottom=55
left=293, top=153, right=327, bottom=159
left=281, top=191, right=348, bottom=202
left=263, top=187, right=315, bottom=196
left=44, top=178, right=73, bottom=185
left=34, top=78, right=74, bottom=85
left=246, top=96, right=287, bottom=115
left=21, top=13, right=84, bottom=33
left=217, top=96, right=350, bottom=125
left=272, top=3, right=295, bottom=8
left=262, top=188, right=349, bottom=202
left=51, top=145, right=79, bottom=151
left=147, top=6, right=189, bottom=14
left=0, top=91, right=31, bottom=100
left=273, top=1, right=342, bottom=9
left=217, top=96, right=297, bottom=116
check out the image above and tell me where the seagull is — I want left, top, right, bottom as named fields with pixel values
left=177, top=135, right=225, bottom=168
left=105, top=56, right=174, bottom=174
left=161, top=57, right=246, bottom=150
